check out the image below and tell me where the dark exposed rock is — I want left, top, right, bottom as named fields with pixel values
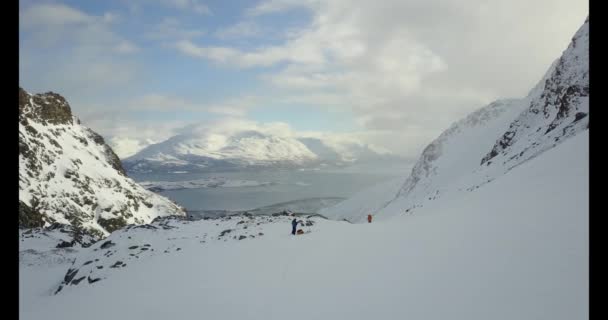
left=97, top=217, right=127, bottom=233
left=19, top=200, right=45, bottom=228
left=56, top=240, right=74, bottom=248
left=71, top=276, right=86, bottom=285
left=19, top=87, right=73, bottom=125
left=87, top=276, right=101, bottom=284
left=238, top=235, right=247, bottom=240
left=100, top=240, right=115, bottom=249
left=219, top=229, right=232, bottom=237
left=64, top=268, right=79, bottom=284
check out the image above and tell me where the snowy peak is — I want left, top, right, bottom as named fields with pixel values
left=124, top=129, right=318, bottom=172
left=481, top=17, right=589, bottom=167
left=19, top=88, right=185, bottom=238
left=124, top=127, right=398, bottom=173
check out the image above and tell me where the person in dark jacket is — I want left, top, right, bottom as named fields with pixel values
left=291, top=218, right=299, bottom=235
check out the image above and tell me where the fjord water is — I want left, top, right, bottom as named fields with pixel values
left=128, top=166, right=409, bottom=212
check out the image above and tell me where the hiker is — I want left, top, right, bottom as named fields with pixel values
left=291, top=218, right=299, bottom=235
left=367, top=214, right=372, bottom=223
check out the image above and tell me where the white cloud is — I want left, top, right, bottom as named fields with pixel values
left=145, top=17, right=205, bottom=40
left=84, top=116, right=189, bottom=158
left=20, top=3, right=91, bottom=28
left=102, top=12, right=120, bottom=24
left=178, top=0, right=587, bottom=157
left=161, top=0, right=211, bottom=15
left=115, top=40, right=139, bottom=53
left=177, top=119, right=297, bottom=138
left=174, top=39, right=326, bottom=67
left=20, top=3, right=140, bottom=96
left=246, top=0, right=316, bottom=16
left=175, top=40, right=241, bottom=63
left=215, top=21, right=264, bottom=39
left=84, top=93, right=255, bottom=118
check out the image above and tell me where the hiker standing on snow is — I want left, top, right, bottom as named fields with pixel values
left=368, top=214, right=372, bottom=223
left=291, top=218, right=300, bottom=235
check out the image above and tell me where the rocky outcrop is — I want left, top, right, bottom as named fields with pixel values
left=481, top=17, right=589, bottom=167
left=19, top=87, right=186, bottom=237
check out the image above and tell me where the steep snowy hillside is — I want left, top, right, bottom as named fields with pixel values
left=20, top=131, right=588, bottom=320
left=19, top=88, right=185, bottom=238
left=123, top=129, right=399, bottom=173
left=322, top=17, right=588, bottom=222
left=481, top=17, right=588, bottom=169
left=322, top=98, right=526, bottom=222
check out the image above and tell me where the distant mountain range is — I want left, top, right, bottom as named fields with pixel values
left=121, top=128, right=403, bottom=173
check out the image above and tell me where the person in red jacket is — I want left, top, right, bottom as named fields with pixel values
left=367, top=214, right=372, bottom=223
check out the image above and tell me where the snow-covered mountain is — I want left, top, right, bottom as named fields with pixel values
left=122, top=128, right=399, bottom=173
left=321, top=17, right=589, bottom=223
left=19, top=88, right=186, bottom=238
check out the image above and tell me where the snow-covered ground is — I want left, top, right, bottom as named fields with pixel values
left=19, top=131, right=588, bottom=320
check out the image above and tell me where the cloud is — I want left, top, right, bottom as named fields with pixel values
left=145, top=17, right=206, bottom=40
left=176, top=118, right=297, bottom=138
left=179, top=0, right=587, bottom=157
left=215, top=21, right=264, bottom=39
left=160, top=0, right=211, bottom=15
left=125, top=93, right=254, bottom=116
left=20, top=3, right=91, bottom=28
left=19, top=3, right=139, bottom=96
left=174, top=39, right=326, bottom=67
left=245, top=0, right=316, bottom=16
left=115, top=40, right=140, bottom=53
left=83, top=116, right=190, bottom=158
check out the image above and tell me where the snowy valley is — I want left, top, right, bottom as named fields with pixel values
left=19, top=16, right=588, bottom=320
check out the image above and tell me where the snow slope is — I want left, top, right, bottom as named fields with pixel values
left=19, top=88, right=185, bottom=237
left=20, top=130, right=588, bottom=320
left=319, top=177, right=405, bottom=223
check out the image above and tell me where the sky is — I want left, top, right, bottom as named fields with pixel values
left=19, top=0, right=588, bottom=158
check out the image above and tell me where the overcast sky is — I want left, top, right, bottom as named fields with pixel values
left=19, top=0, right=588, bottom=158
